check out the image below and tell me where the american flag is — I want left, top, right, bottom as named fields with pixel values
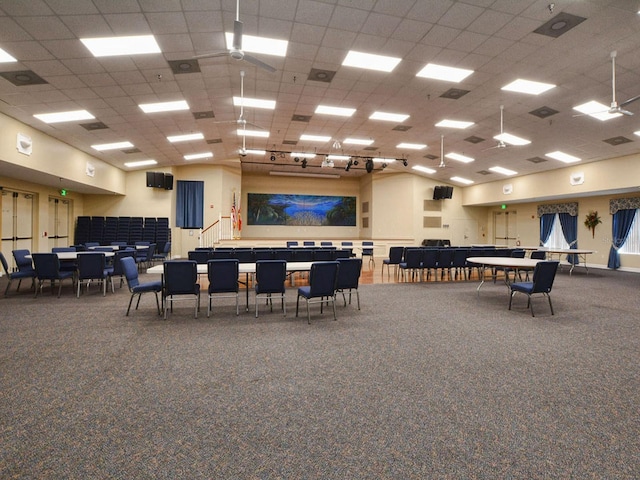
left=231, top=192, right=237, bottom=230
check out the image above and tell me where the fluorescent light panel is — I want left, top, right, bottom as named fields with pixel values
left=237, top=129, right=269, bottom=138
left=300, top=134, right=331, bottom=142
left=397, top=143, right=426, bottom=150
left=315, top=105, right=356, bottom=117
left=225, top=33, right=287, bottom=56
left=243, top=149, right=266, bottom=155
left=416, top=63, right=473, bottom=83
left=502, top=79, right=555, bottom=95
left=372, top=158, right=396, bottom=163
left=573, top=101, right=621, bottom=121
left=450, top=176, right=474, bottom=185
left=545, top=151, right=581, bottom=163
left=413, top=165, right=436, bottom=174
left=167, top=133, right=204, bottom=143
left=436, top=119, right=474, bottom=129
left=327, top=155, right=350, bottom=161
left=139, top=100, right=189, bottom=113
left=489, top=166, right=518, bottom=176
left=342, top=50, right=401, bottom=72
left=0, top=47, right=17, bottom=62
left=290, top=152, right=316, bottom=158
left=370, top=111, right=409, bottom=122
left=92, top=141, right=134, bottom=151
left=184, top=152, right=213, bottom=160
left=232, top=97, right=276, bottom=109
left=80, top=35, right=161, bottom=57
left=343, top=138, right=374, bottom=146
left=124, top=159, right=157, bottom=168
left=445, top=152, right=474, bottom=163
left=34, top=109, right=94, bottom=124
left=494, top=133, right=531, bottom=145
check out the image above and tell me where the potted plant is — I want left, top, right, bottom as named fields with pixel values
left=584, top=210, right=602, bottom=238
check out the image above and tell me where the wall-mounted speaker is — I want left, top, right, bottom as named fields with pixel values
left=433, top=186, right=444, bottom=200
left=164, top=173, right=174, bottom=190
left=153, top=172, right=164, bottom=188
left=433, top=186, right=454, bottom=200
left=146, top=171, right=155, bottom=187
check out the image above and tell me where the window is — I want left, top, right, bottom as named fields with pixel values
left=543, top=214, right=570, bottom=249
left=619, top=209, right=640, bottom=254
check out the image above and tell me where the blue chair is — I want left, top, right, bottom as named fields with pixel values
left=254, top=260, right=287, bottom=318
left=52, top=246, right=77, bottom=273
left=436, top=248, right=454, bottom=281
left=320, top=241, right=333, bottom=247
left=336, top=258, right=362, bottom=309
left=303, top=241, right=315, bottom=247
left=12, top=249, right=36, bottom=278
left=152, top=241, right=171, bottom=263
left=382, top=246, right=404, bottom=279
left=76, top=252, right=113, bottom=297
left=1, top=251, right=36, bottom=296
left=121, top=256, right=162, bottom=316
left=399, top=248, right=423, bottom=282
left=361, top=241, right=374, bottom=267
left=232, top=248, right=254, bottom=263
left=135, top=243, right=156, bottom=270
left=509, top=261, right=559, bottom=317
left=207, top=259, right=239, bottom=317
left=163, top=260, right=200, bottom=319
left=286, top=241, right=299, bottom=248
left=452, top=248, right=468, bottom=281
left=296, top=261, right=340, bottom=324
left=112, top=248, right=136, bottom=288
left=188, top=250, right=211, bottom=264
left=421, top=248, right=439, bottom=281
left=32, top=253, right=75, bottom=297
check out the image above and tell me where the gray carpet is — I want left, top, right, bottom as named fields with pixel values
left=1, top=268, right=639, bottom=479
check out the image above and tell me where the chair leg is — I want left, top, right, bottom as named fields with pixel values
left=126, top=294, right=136, bottom=316
left=306, top=299, right=311, bottom=324
left=296, top=294, right=300, bottom=317
left=547, top=293, right=554, bottom=315
left=355, top=290, right=360, bottom=310
left=529, top=295, right=535, bottom=317
left=508, top=290, right=515, bottom=310
left=332, top=296, right=337, bottom=320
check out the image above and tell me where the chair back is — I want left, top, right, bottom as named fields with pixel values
left=293, top=248, right=314, bottom=262
left=336, top=258, right=362, bottom=290
left=437, top=248, right=454, bottom=269
left=253, top=249, right=274, bottom=261
left=188, top=250, right=211, bottom=264
left=113, top=249, right=136, bottom=276
left=341, top=241, right=353, bottom=248
left=320, top=241, right=333, bottom=247
left=421, top=248, right=438, bottom=269
left=273, top=249, right=294, bottom=261
left=0, top=251, right=10, bottom=275
left=84, top=242, right=100, bottom=248
left=13, top=249, right=34, bottom=273
left=452, top=248, right=468, bottom=268
left=511, top=249, right=526, bottom=258
left=207, top=259, right=239, bottom=293
left=286, top=241, right=299, bottom=248
left=52, top=247, right=75, bottom=253
left=211, top=249, right=233, bottom=259
left=232, top=248, right=254, bottom=263
left=162, top=241, right=171, bottom=254
left=403, top=248, right=423, bottom=268
left=164, top=260, right=199, bottom=295
left=77, top=253, right=106, bottom=280
left=255, top=260, right=287, bottom=294
left=308, top=261, right=340, bottom=297
left=303, top=241, right=315, bottom=247
left=362, top=241, right=374, bottom=255
left=121, top=256, right=140, bottom=289
left=313, top=249, right=335, bottom=261
left=530, top=250, right=546, bottom=260
left=531, top=261, right=559, bottom=293
left=32, top=253, right=61, bottom=280
left=388, top=246, right=404, bottom=264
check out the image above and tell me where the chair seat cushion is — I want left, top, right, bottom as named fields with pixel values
left=297, top=286, right=311, bottom=298
left=510, top=282, right=533, bottom=294
left=10, top=270, right=36, bottom=279
left=132, top=280, right=162, bottom=293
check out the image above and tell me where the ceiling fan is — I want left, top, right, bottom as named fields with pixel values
left=439, top=135, right=446, bottom=168
left=485, top=105, right=509, bottom=150
left=194, top=0, right=276, bottom=73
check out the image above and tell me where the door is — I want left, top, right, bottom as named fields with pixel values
left=48, top=197, right=71, bottom=249
left=493, top=210, right=517, bottom=247
left=1, top=190, right=35, bottom=270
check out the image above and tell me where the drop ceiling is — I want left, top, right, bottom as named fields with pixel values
left=1, top=0, right=640, bottom=186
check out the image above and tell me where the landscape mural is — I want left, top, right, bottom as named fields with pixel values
left=247, top=194, right=356, bottom=226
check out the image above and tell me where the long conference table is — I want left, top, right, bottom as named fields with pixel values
left=520, top=247, right=595, bottom=274
left=466, top=256, right=541, bottom=294
left=147, top=261, right=315, bottom=311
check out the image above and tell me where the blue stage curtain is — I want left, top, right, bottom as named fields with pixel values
left=539, top=213, right=555, bottom=246
left=558, top=212, right=578, bottom=264
left=607, top=208, right=636, bottom=269
left=176, top=180, right=204, bottom=228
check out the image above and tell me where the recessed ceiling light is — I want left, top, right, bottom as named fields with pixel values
left=342, top=50, right=402, bottom=72
left=450, top=176, right=474, bottom=184
left=225, top=33, right=288, bottom=56
left=573, top=101, right=621, bottom=121
left=139, top=100, right=189, bottom=113
left=489, top=166, right=518, bottom=176
left=435, top=119, right=475, bottom=129
left=236, top=129, right=269, bottom=138
left=445, top=152, right=474, bottom=163
left=502, top=79, right=556, bottom=95
left=0, top=47, right=17, bottom=62
left=232, top=97, right=276, bottom=109
left=327, top=154, right=350, bottom=161
left=397, top=143, right=426, bottom=150
left=315, top=105, right=356, bottom=117
left=545, top=151, right=581, bottom=163
left=243, top=149, right=266, bottom=155
left=494, top=133, right=531, bottom=145
left=300, top=134, right=331, bottom=142
left=344, top=138, right=374, bottom=146
left=290, top=152, right=316, bottom=158
left=184, top=152, right=213, bottom=160
left=80, top=35, right=161, bottom=57
left=33, top=109, right=95, bottom=124
left=413, top=165, right=436, bottom=174
left=370, top=111, right=409, bottom=122
left=372, top=157, right=396, bottom=163
left=634, top=130, right=640, bottom=137
left=91, top=141, right=134, bottom=151
left=124, top=159, right=157, bottom=168
left=416, top=63, right=474, bottom=83
left=167, top=133, right=204, bottom=143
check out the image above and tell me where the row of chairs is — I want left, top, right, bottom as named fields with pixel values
left=188, top=248, right=353, bottom=264
left=123, top=257, right=363, bottom=323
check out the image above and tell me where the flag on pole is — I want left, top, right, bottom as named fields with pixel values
left=231, top=192, right=237, bottom=230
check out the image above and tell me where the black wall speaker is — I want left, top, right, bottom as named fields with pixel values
left=444, top=186, right=454, bottom=199
left=164, top=173, right=174, bottom=190
left=433, top=186, right=454, bottom=200
left=433, top=186, right=443, bottom=200
left=146, top=171, right=155, bottom=187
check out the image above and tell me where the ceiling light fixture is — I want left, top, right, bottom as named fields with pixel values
left=450, top=176, right=474, bottom=185
left=123, top=159, right=157, bottom=168
left=236, top=129, right=269, bottom=138
left=445, top=152, right=474, bottom=163
left=342, top=50, right=402, bottom=72
left=91, top=141, right=134, bottom=151
left=34, top=110, right=95, bottom=124
left=493, top=132, right=531, bottom=146
left=300, top=134, right=331, bottom=142
left=416, top=63, right=474, bottom=83
left=397, top=143, right=426, bottom=150
left=184, top=152, right=213, bottom=160
left=369, top=111, right=409, bottom=122
left=343, top=138, right=374, bottom=146
left=232, top=96, right=276, bottom=109
left=545, top=151, right=581, bottom=163
left=167, top=133, right=204, bottom=143
left=435, top=119, right=475, bottom=129
left=224, top=32, right=288, bottom=57
left=0, top=47, right=17, bottom=62
left=315, top=105, right=356, bottom=117
left=139, top=100, right=189, bottom=113
left=412, top=165, right=436, bottom=174
left=502, top=79, right=556, bottom=95
left=489, top=166, right=518, bottom=176
left=81, top=35, right=161, bottom=57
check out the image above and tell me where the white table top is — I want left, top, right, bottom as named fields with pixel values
left=147, top=261, right=315, bottom=275
left=535, top=248, right=595, bottom=254
left=466, top=257, right=541, bottom=268
left=28, top=251, right=114, bottom=260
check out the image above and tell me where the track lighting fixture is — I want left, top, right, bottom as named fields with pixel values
left=353, top=160, right=359, bottom=166
left=301, top=158, right=308, bottom=168
left=365, top=158, right=374, bottom=173
left=270, top=152, right=276, bottom=161
left=402, top=159, right=408, bottom=167
left=345, top=159, right=353, bottom=172
left=294, top=157, right=300, bottom=162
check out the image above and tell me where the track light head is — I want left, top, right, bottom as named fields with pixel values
left=270, top=152, right=276, bottom=161
left=294, top=157, right=300, bottom=162
left=402, top=159, right=408, bottom=167
left=353, top=160, right=359, bottom=166
left=301, top=158, right=307, bottom=168
left=365, top=158, right=374, bottom=173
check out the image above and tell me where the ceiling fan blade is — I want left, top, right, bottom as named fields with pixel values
left=232, top=20, right=243, bottom=51
left=243, top=54, right=277, bottom=73
left=193, top=51, right=229, bottom=60
left=619, top=93, right=640, bottom=108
